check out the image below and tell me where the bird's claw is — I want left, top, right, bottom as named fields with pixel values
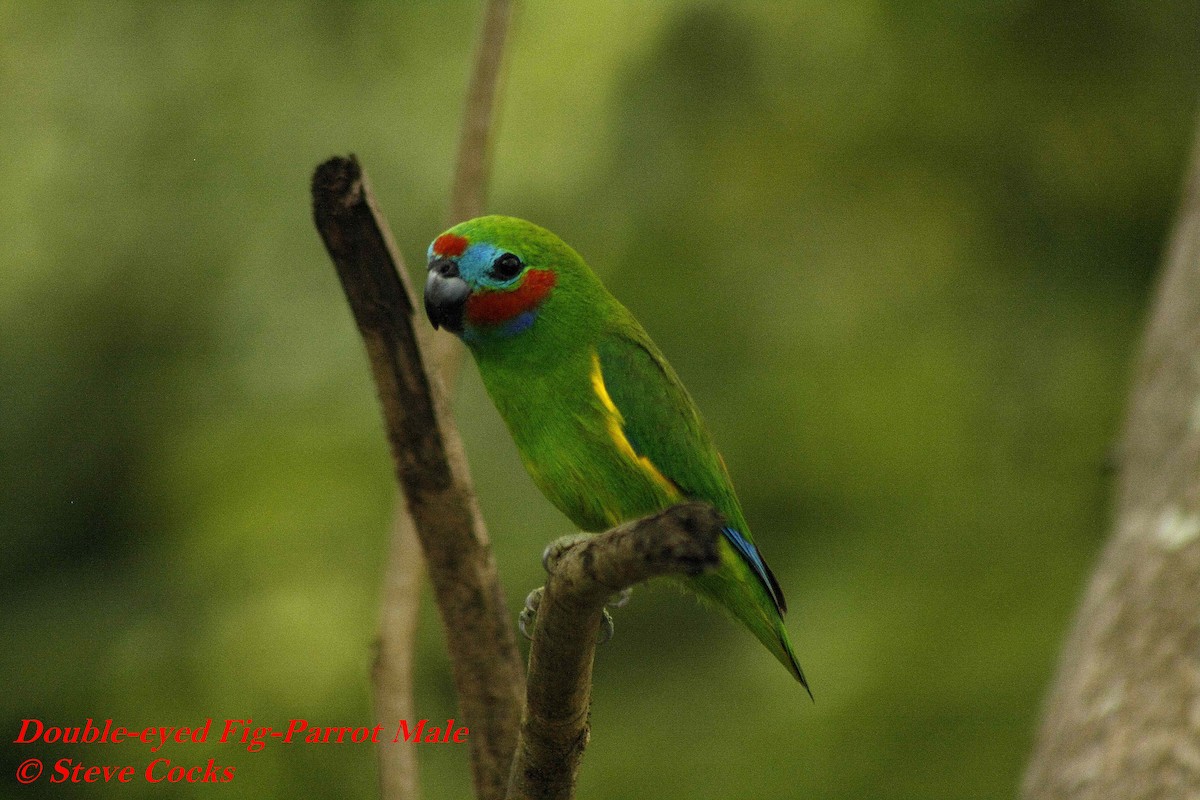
left=541, top=533, right=591, bottom=574
left=594, top=588, right=630, bottom=644
left=517, top=586, right=625, bottom=645
left=527, top=536, right=632, bottom=644
left=518, top=587, right=543, bottom=641
left=597, top=609, right=615, bottom=644
left=607, top=587, right=632, bottom=609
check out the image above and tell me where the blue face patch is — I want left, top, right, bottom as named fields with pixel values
left=427, top=241, right=520, bottom=291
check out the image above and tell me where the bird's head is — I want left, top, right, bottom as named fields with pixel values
left=423, top=216, right=601, bottom=346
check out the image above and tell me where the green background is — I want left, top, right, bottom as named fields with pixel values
left=3, top=1, right=1197, bottom=797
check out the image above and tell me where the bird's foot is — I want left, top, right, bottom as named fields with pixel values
left=607, top=587, right=633, bottom=609
left=517, top=585, right=631, bottom=644
left=594, top=588, right=632, bottom=644
left=597, top=608, right=615, bottom=644
left=518, top=587, right=542, bottom=641
left=541, top=533, right=591, bottom=573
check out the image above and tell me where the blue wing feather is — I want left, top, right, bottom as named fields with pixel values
left=721, top=526, right=787, bottom=615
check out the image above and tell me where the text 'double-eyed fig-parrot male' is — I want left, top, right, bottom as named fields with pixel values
left=423, top=215, right=809, bottom=692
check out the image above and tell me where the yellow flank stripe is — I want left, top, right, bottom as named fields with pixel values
left=590, top=352, right=681, bottom=499
left=590, top=351, right=621, bottom=417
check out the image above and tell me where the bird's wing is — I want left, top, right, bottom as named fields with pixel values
left=595, top=327, right=787, bottom=614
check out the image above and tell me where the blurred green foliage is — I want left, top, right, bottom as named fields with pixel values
left=2, top=1, right=1197, bottom=798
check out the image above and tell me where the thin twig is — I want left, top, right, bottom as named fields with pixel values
left=312, top=155, right=525, bottom=800
left=449, top=0, right=515, bottom=226
left=506, top=502, right=725, bottom=800
left=371, top=501, right=423, bottom=800
left=434, top=0, right=518, bottom=388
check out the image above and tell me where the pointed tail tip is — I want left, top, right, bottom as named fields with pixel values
left=791, top=657, right=815, bottom=702
left=776, top=633, right=813, bottom=700
left=799, top=674, right=815, bottom=702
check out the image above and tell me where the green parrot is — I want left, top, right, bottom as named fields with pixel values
left=423, top=215, right=808, bottom=691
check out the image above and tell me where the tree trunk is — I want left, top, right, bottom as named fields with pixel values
left=1022, top=121, right=1200, bottom=799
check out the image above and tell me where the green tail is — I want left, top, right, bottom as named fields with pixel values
left=688, top=538, right=812, bottom=698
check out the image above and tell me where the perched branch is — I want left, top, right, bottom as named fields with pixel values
left=312, top=155, right=525, bottom=800
left=1022, top=123, right=1200, bottom=797
left=506, top=502, right=725, bottom=800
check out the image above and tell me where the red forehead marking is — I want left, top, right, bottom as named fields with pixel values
left=466, top=269, right=557, bottom=326
left=433, top=233, right=469, bottom=257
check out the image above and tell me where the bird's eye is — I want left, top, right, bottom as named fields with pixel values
left=492, top=253, right=523, bottom=281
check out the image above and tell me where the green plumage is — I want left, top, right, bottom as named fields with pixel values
left=424, top=215, right=807, bottom=690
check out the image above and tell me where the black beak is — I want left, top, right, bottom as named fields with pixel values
left=424, top=258, right=471, bottom=333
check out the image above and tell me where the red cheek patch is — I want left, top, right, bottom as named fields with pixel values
left=433, top=233, right=469, bottom=257
left=466, top=269, right=557, bottom=326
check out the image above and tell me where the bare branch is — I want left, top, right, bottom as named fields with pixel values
left=316, top=6, right=518, bottom=798
left=1022, top=122, right=1200, bottom=798
left=312, top=155, right=525, bottom=800
left=506, top=502, right=725, bottom=800
left=357, top=4, right=519, bottom=797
